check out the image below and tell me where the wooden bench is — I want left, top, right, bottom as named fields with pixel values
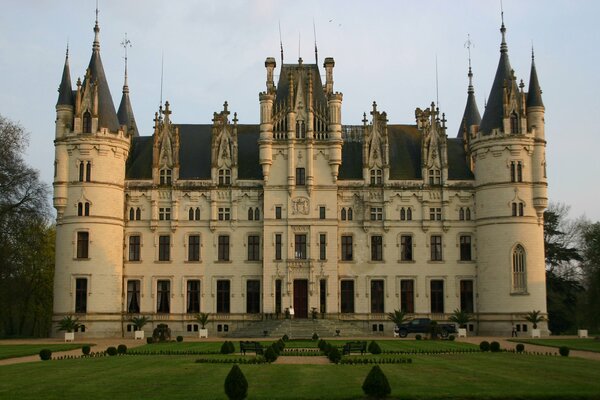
left=240, top=341, right=264, bottom=355
left=342, top=341, right=367, bottom=355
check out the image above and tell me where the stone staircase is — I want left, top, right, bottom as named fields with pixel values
left=226, top=318, right=374, bottom=339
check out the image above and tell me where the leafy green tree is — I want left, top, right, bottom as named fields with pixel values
left=449, top=309, right=473, bottom=328
left=580, top=222, right=600, bottom=330
left=387, top=309, right=409, bottom=326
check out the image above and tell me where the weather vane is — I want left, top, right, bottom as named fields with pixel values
left=464, top=33, right=474, bottom=69
left=121, top=33, right=132, bottom=62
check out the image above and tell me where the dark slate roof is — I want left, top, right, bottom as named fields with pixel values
left=338, top=140, right=363, bottom=180
left=236, top=125, right=262, bottom=179
left=447, top=139, right=474, bottom=180
left=178, top=125, right=212, bottom=179
left=526, top=57, right=544, bottom=108
left=275, top=63, right=328, bottom=108
left=388, top=125, right=423, bottom=180
left=117, top=86, right=140, bottom=137
left=57, top=53, right=74, bottom=107
left=126, top=136, right=153, bottom=179
left=479, top=27, right=512, bottom=135
left=456, top=80, right=481, bottom=138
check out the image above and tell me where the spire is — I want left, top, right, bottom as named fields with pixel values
left=93, top=2, right=100, bottom=52
left=526, top=48, right=544, bottom=108
left=479, top=15, right=514, bottom=135
left=56, top=45, right=74, bottom=107
left=117, top=33, right=138, bottom=136
left=457, top=34, right=481, bottom=138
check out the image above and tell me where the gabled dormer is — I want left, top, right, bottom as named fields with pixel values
left=362, top=101, right=389, bottom=185
left=152, top=102, right=179, bottom=186
left=211, top=101, right=238, bottom=186
left=416, top=103, right=448, bottom=186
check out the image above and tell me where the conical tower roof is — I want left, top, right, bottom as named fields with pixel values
left=56, top=48, right=74, bottom=107
left=457, top=66, right=481, bottom=138
left=117, top=68, right=139, bottom=137
left=526, top=51, right=544, bottom=108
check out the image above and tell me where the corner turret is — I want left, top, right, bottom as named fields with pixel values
left=56, top=47, right=74, bottom=138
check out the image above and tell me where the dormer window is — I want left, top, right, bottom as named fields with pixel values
left=429, top=169, right=441, bottom=185
left=296, top=120, right=306, bottom=139
left=218, top=169, right=231, bottom=185
left=82, top=111, right=92, bottom=133
left=510, top=112, right=519, bottom=134
left=160, top=169, right=172, bottom=185
left=370, top=169, right=382, bottom=185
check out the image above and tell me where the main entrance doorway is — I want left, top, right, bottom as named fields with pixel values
left=293, top=279, right=308, bottom=318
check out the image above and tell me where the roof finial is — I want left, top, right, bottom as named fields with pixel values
left=313, top=18, right=318, bottom=65
left=66, top=39, right=69, bottom=57
left=279, top=21, right=284, bottom=64
left=465, top=34, right=475, bottom=94
left=531, top=43, right=535, bottom=61
left=121, top=33, right=132, bottom=93
left=93, top=0, right=100, bottom=52
left=500, top=0, right=507, bottom=53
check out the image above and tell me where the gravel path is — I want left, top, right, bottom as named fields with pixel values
left=273, top=356, right=331, bottom=364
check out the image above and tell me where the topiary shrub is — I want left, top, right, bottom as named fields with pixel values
left=264, top=346, right=278, bottom=363
left=81, top=345, right=91, bottom=355
left=479, top=341, right=490, bottom=352
left=221, top=341, right=235, bottom=354
left=559, top=346, right=570, bottom=357
left=516, top=343, right=525, bottom=353
left=176, top=335, right=183, bottom=343
left=146, top=337, right=154, bottom=344
left=318, top=339, right=326, bottom=351
left=39, top=349, right=52, bottom=361
left=282, top=334, right=289, bottom=342
left=362, top=365, right=391, bottom=398
left=328, top=346, right=342, bottom=364
left=227, top=341, right=236, bottom=354
left=368, top=341, right=382, bottom=355
left=415, top=334, right=422, bottom=341
left=312, top=332, right=319, bottom=341
left=224, top=364, right=248, bottom=400
left=490, top=341, right=501, bottom=352
left=277, top=339, right=285, bottom=351
left=117, top=344, right=127, bottom=354
left=106, top=346, right=118, bottom=356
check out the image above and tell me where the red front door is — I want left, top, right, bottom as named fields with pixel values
left=293, top=279, right=308, bottom=318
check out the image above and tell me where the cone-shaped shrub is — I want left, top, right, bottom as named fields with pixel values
left=264, top=346, right=278, bottom=363
left=362, top=365, right=391, bottom=398
left=227, top=341, right=236, bottom=354
left=368, top=341, right=382, bottom=354
left=328, top=346, right=342, bottom=364
left=224, top=364, right=248, bottom=400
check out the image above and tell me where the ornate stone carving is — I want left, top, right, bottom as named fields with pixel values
left=291, top=197, right=310, bottom=215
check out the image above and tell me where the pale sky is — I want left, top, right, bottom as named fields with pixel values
left=1, top=0, right=598, bottom=221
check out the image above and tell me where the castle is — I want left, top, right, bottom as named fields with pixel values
left=52, top=14, right=548, bottom=337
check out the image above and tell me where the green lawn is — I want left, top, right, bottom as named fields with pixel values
left=0, top=353, right=599, bottom=399
left=0, top=344, right=89, bottom=360
left=510, top=338, right=600, bottom=353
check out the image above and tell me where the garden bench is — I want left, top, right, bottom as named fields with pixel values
left=240, top=341, right=264, bottom=355
left=342, top=341, right=367, bottom=355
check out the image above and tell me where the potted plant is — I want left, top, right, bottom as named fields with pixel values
left=524, top=310, right=545, bottom=338
left=57, top=315, right=81, bottom=342
left=449, top=309, right=473, bottom=338
left=387, top=309, right=409, bottom=337
left=196, top=312, right=210, bottom=338
left=130, top=316, right=149, bottom=340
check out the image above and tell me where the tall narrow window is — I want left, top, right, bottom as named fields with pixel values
left=275, top=206, right=282, bottom=219
left=406, top=208, right=412, bottom=220
left=246, top=280, right=260, bottom=314
left=187, top=280, right=201, bottom=313
left=430, top=280, right=444, bottom=313
left=341, top=235, right=353, bottom=261
left=129, top=235, right=141, bottom=261
left=465, top=208, right=471, bottom=220
left=347, top=208, right=353, bottom=220
left=400, top=280, right=414, bottom=313
left=85, top=162, right=91, bottom=182
left=459, top=208, right=465, bottom=221
left=157, top=280, right=170, bottom=313
left=430, top=235, right=442, bottom=261
left=248, top=208, right=254, bottom=220
left=319, top=279, right=327, bottom=313
left=340, top=280, right=355, bottom=313
left=136, top=208, right=141, bottom=220
left=84, top=202, right=90, bottom=216
left=76, top=232, right=89, bottom=259
left=294, top=234, right=307, bottom=259
left=517, top=162, right=523, bottom=182
left=189, top=208, right=195, bottom=221
left=127, top=280, right=140, bottom=313
left=512, top=202, right=518, bottom=216
left=296, top=168, right=306, bottom=186
left=75, top=278, right=87, bottom=313
left=512, top=245, right=527, bottom=292
left=275, top=279, right=282, bottom=314
left=341, top=208, right=347, bottom=220
left=78, top=161, right=84, bottom=182
left=247, top=235, right=260, bottom=261
left=400, top=208, right=406, bottom=221
left=370, top=280, right=385, bottom=314
left=319, top=206, right=326, bottom=219
left=254, top=208, right=260, bottom=221
left=460, top=280, right=474, bottom=313
left=510, top=112, right=519, bottom=134
left=400, top=235, right=413, bottom=261
left=216, top=280, right=230, bottom=313
left=82, top=111, right=92, bottom=133
left=130, top=208, right=135, bottom=221
left=218, top=235, right=230, bottom=261
left=460, top=235, right=472, bottom=261
left=158, top=235, right=170, bottom=261
left=510, top=161, right=516, bottom=182
left=188, top=235, right=200, bottom=261
left=319, top=234, right=327, bottom=261
left=195, top=208, right=200, bottom=220
left=275, top=234, right=282, bottom=260
left=518, top=202, right=524, bottom=216
left=371, top=236, right=383, bottom=261
left=78, top=202, right=83, bottom=216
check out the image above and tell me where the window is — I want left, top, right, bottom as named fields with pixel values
left=400, top=280, right=414, bottom=313
left=157, top=280, right=170, bottom=313
left=158, top=235, right=170, bottom=261
left=429, top=169, right=441, bottom=185
left=218, top=169, right=231, bottom=185
left=76, top=232, right=89, bottom=259
left=430, top=280, right=444, bottom=313
left=248, top=208, right=260, bottom=221
left=340, top=280, right=355, bottom=313
left=254, top=208, right=260, bottom=221
left=218, top=207, right=230, bottom=221
left=248, top=208, right=254, bottom=220
left=371, top=236, right=383, bottom=261
left=189, top=207, right=200, bottom=221
left=319, top=234, right=327, bottom=260
left=370, top=207, right=383, bottom=221
left=341, top=208, right=347, bottom=220
left=512, top=202, right=524, bottom=217
left=246, top=280, right=261, bottom=314
left=136, top=208, right=141, bottom=220
left=406, top=208, right=412, bottom=220
left=216, top=280, right=230, bottom=313
left=319, top=279, right=327, bottom=313
left=347, top=208, right=353, bottom=220
left=510, top=112, right=519, bottom=134
left=465, top=208, right=471, bottom=220
left=275, top=206, right=282, bottom=219
left=159, top=168, right=172, bottom=185
left=296, top=120, right=306, bottom=138
left=275, top=279, right=282, bottom=314
left=247, top=235, right=260, bottom=261
left=460, top=280, right=474, bottom=313
left=459, top=208, right=465, bottom=221
left=510, top=162, right=516, bottom=182
left=85, top=162, right=91, bottom=182
left=512, top=245, right=527, bottom=292
left=188, top=235, right=200, bottom=261
left=218, top=235, right=230, bottom=261
left=159, top=207, right=171, bottom=221
left=275, top=234, right=282, bottom=260
left=84, top=202, right=90, bottom=216
left=78, top=202, right=83, bottom=216
left=370, top=169, right=382, bottom=185
left=129, top=235, right=141, bottom=261
left=75, top=278, right=87, bottom=313
left=187, top=280, right=200, bottom=313
left=294, top=234, right=307, bottom=259
left=512, top=203, right=517, bottom=216
left=341, top=235, right=353, bottom=261
left=510, top=161, right=523, bottom=182
left=82, top=111, right=92, bottom=133
left=519, top=202, right=524, bottom=216
left=430, top=235, right=442, bottom=261
left=130, top=208, right=135, bottom=220
left=430, top=207, right=441, bottom=221
left=319, top=206, right=326, bottom=219
left=127, top=280, right=140, bottom=313
left=79, top=161, right=84, bottom=182
left=400, top=235, right=413, bottom=261
left=370, top=280, right=385, bottom=313
left=517, top=162, right=523, bottom=182
left=296, top=168, right=306, bottom=186
left=400, top=208, right=405, bottom=221
left=460, top=235, right=472, bottom=261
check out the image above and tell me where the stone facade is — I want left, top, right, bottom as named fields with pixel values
left=52, top=18, right=548, bottom=337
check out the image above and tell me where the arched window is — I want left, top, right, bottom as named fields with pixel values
left=136, top=208, right=141, bottom=220
left=129, top=208, right=135, bottom=221
left=512, top=245, right=526, bottom=292
left=400, top=208, right=406, bottom=221
left=465, top=208, right=471, bottom=220
left=296, top=120, right=305, bottom=139
left=459, top=208, right=465, bottom=221
left=82, top=111, right=92, bottom=133
left=195, top=208, right=200, bottom=221
left=347, top=208, right=353, bottom=221
left=254, top=208, right=260, bottom=221
left=248, top=208, right=254, bottom=220
left=510, top=112, right=519, bottom=134
left=341, top=208, right=347, bottom=221
left=189, top=208, right=194, bottom=221
left=85, top=162, right=91, bottom=182
left=406, top=208, right=412, bottom=220
left=78, top=161, right=84, bottom=182
left=78, top=202, right=83, bottom=216
left=84, top=202, right=90, bottom=216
